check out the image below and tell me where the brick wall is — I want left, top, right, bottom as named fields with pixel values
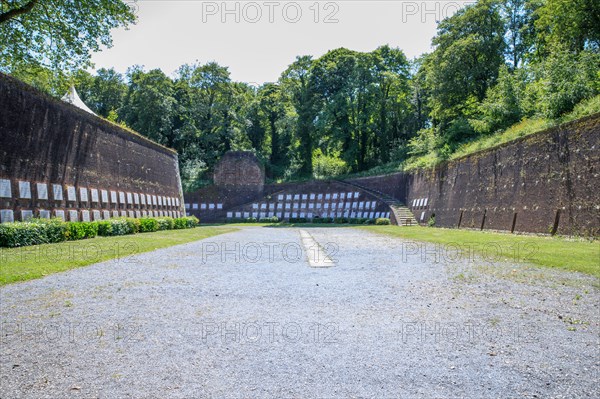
left=0, top=73, right=185, bottom=222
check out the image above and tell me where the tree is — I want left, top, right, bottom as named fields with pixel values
left=0, top=0, right=135, bottom=72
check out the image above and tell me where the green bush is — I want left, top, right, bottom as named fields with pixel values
left=184, top=216, right=199, bottom=227
left=156, top=217, right=175, bottom=230
left=375, top=218, right=391, bottom=225
left=0, top=218, right=68, bottom=248
left=66, top=222, right=98, bottom=240
left=139, top=218, right=159, bottom=233
left=125, top=218, right=140, bottom=234
left=173, top=217, right=188, bottom=229
left=97, top=219, right=135, bottom=237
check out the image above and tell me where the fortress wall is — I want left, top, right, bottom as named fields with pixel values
left=0, top=73, right=185, bottom=222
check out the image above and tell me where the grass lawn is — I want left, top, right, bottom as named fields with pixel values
left=356, top=225, right=600, bottom=278
left=0, top=226, right=237, bottom=286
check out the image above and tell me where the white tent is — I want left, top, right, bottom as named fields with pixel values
left=61, top=86, right=96, bottom=116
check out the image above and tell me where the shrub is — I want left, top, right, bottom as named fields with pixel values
left=173, top=217, right=188, bottom=229
left=184, top=216, right=199, bottom=227
left=375, top=218, right=391, bottom=225
left=0, top=218, right=69, bottom=248
left=97, top=219, right=135, bottom=236
left=139, top=218, right=159, bottom=233
left=125, top=218, right=140, bottom=234
left=156, top=217, right=174, bottom=230
left=428, top=215, right=436, bottom=227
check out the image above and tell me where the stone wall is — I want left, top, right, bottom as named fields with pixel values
left=0, top=73, right=185, bottom=222
left=406, top=113, right=600, bottom=236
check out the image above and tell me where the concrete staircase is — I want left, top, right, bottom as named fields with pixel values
left=336, top=180, right=418, bottom=226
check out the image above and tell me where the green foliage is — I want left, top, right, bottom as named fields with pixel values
left=375, top=218, right=391, bottom=225
left=312, top=149, right=350, bottom=179
left=156, top=217, right=175, bottom=231
left=97, top=219, right=135, bottom=237
left=139, top=218, right=159, bottom=233
left=66, top=222, right=98, bottom=241
left=0, top=0, right=135, bottom=73
left=428, top=215, right=436, bottom=227
left=0, top=218, right=67, bottom=247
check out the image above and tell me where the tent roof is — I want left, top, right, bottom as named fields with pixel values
left=61, top=86, right=96, bottom=115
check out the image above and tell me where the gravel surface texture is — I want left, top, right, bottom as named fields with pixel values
left=1, top=226, right=598, bottom=398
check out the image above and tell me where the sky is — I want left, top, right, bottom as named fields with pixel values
left=90, top=0, right=472, bottom=84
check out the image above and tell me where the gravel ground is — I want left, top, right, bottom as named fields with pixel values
left=1, top=226, right=598, bottom=398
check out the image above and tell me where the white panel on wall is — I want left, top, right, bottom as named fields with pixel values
left=152, top=195, right=157, bottom=206
left=201, top=203, right=207, bottom=210
left=310, top=194, right=315, bottom=200
left=134, top=193, right=140, bottom=205
left=119, top=192, right=126, bottom=204
left=192, top=203, right=198, bottom=210
left=325, top=194, right=331, bottom=200
left=126, top=192, right=133, bottom=205
left=91, top=189, right=99, bottom=203
left=19, top=181, right=31, bottom=199
left=0, top=209, right=14, bottom=223
left=302, top=194, right=308, bottom=200
left=128, top=211, right=134, bottom=218
left=278, top=194, right=284, bottom=200
left=147, top=194, right=152, bottom=205
left=69, top=210, right=79, bottom=221
left=67, top=186, right=77, bottom=201
left=227, top=212, right=233, bottom=218
left=20, top=210, right=33, bottom=221
left=217, top=203, right=223, bottom=209
left=79, top=187, right=88, bottom=202
left=157, top=196, right=163, bottom=206
left=135, top=211, right=141, bottom=218
left=103, top=210, right=110, bottom=219
left=111, top=191, right=118, bottom=204
left=140, top=194, right=146, bottom=205
left=112, top=211, right=119, bottom=218
left=185, top=203, right=190, bottom=209
left=101, top=190, right=109, bottom=203
left=120, top=211, right=127, bottom=217
left=0, top=179, right=11, bottom=198
left=209, top=204, right=215, bottom=210
left=340, top=193, right=345, bottom=199
left=81, top=210, right=90, bottom=222
left=235, top=212, right=242, bottom=218
left=54, top=210, right=65, bottom=221
left=39, top=209, right=51, bottom=219
left=93, top=210, right=101, bottom=220
left=54, top=185, right=65, bottom=201
left=37, top=183, right=48, bottom=200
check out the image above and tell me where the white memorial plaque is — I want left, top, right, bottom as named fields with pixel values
left=308, top=213, right=313, bottom=219
left=142, top=211, right=148, bottom=217
left=175, top=198, right=180, bottom=206
left=217, top=203, right=223, bottom=209
left=347, top=192, right=353, bottom=199
left=185, top=203, right=190, bottom=209
left=126, top=211, right=133, bottom=218
left=193, top=203, right=199, bottom=210
left=19, top=181, right=31, bottom=199
left=337, top=211, right=342, bottom=217
left=300, top=202, right=306, bottom=209
left=331, top=203, right=336, bottom=209
left=325, top=194, right=330, bottom=200
left=293, top=203, right=298, bottom=209
left=93, top=210, right=101, bottom=220
left=52, top=184, right=63, bottom=201
left=146, top=194, right=152, bottom=205
left=67, top=186, right=77, bottom=201
left=292, top=212, right=298, bottom=218
left=0, top=179, right=11, bottom=198
left=0, top=209, right=14, bottom=223
left=284, top=212, right=290, bottom=218
left=252, top=203, right=258, bottom=209
left=135, top=211, right=141, bottom=218
left=200, top=203, right=206, bottom=210
left=260, top=203, right=267, bottom=209
left=103, top=211, right=110, bottom=219
left=140, top=194, right=146, bottom=205
left=317, top=194, right=323, bottom=200
left=322, top=212, right=328, bottom=218
left=166, top=197, right=171, bottom=206
left=357, top=212, right=363, bottom=218
left=276, top=212, right=282, bottom=218
left=91, top=189, right=99, bottom=203
left=324, top=203, right=329, bottom=209
left=126, top=192, right=133, bottom=205
left=209, top=204, right=215, bottom=210
left=54, top=210, right=65, bottom=221
left=227, top=212, right=233, bottom=218
left=333, top=193, right=338, bottom=199
left=340, top=193, right=345, bottom=199
left=294, top=194, right=300, bottom=200
left=260, top=212, right=266, bottom=218
left=286, top=194, right=292, bottom=200
left=278, top=194, right=284, bottom=200
left=316, top=203, right=321, bottom=209
left=243, top=212, right=249, bottom=218
left=118, top=192, right=125, bottom=204
left=111, top=191, right=117, bottom=204
left=277, top=203, right=283, bottom=209
left=300, top=212, right=305, bottom=218
left=112, top=211, right=119, bottom=218
left=302, top=194, right=308, bottom=200
left=162, top=196, right=167, bottom=206
left=81, top=210, right=90, bottom=222
left=252, top=212, right=258, bottom=218
left=69, top=210, right=78, bottom=221
left=39, top=210, right=51, bottom=219
left=354, top=192, right=360, bottom=198
left=385, top=212, right=390, bottom=218
left=310, top=194, right=315, bottom=200
left=119, top=211, right=126, bottom=217
left=36, top=183, right=48, bottom=200
left=309, top=203, right=314, bottom=209
left=235, top=212, right=241, bottom=218
left=134, top=193, right=140, bottom=205
left=285, top=203, right=291, bottom=209
left=79, top=188, right=88, bottom=202
left=20, top=210, right=33, bottom=221
left=359, top=202, right=365, bottom=209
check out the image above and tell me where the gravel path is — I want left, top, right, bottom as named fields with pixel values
left=1, top=226, right=598, bottom=398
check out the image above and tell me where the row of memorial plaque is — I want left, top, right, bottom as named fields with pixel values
left=0, top=208, right=183, bottom=224
left=411, top=197, right=429, bottom=209
left=276, top=192, right=362, bottom=201
left=0, top=179, right=180, bottom=208
left=226, top=211, right=391, bottom=220
left=185, top=203, right=224, bottom=211
left=254, top=201, right=379, bottom=210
